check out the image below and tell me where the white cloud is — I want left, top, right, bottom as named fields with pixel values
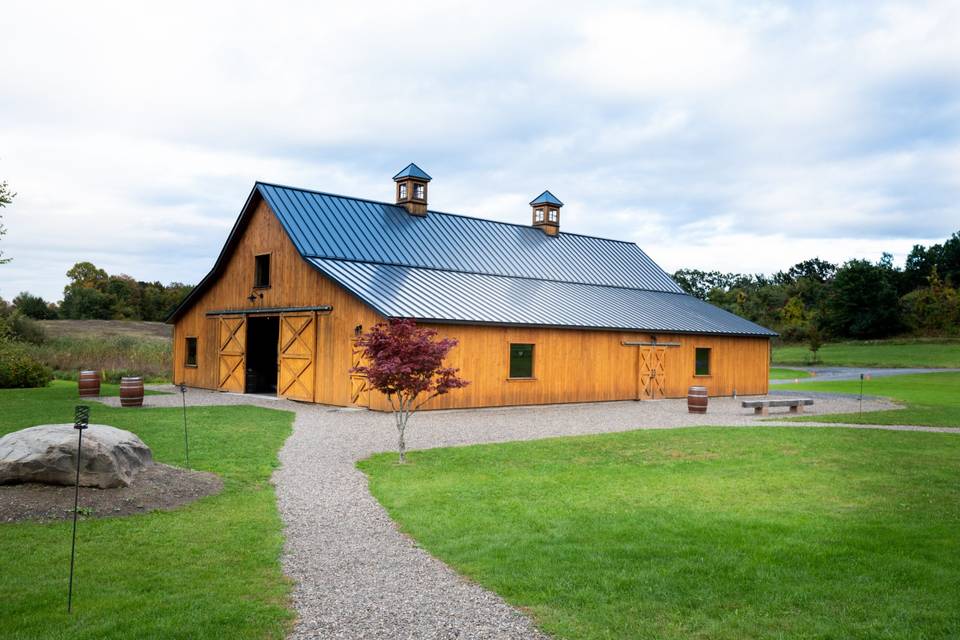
left=0, top=0, right=958, bottom=301
left=555, top=7, right=753, bottom=96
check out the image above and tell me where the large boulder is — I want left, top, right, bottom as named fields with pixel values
left=0, top=424, right=152, bottom=488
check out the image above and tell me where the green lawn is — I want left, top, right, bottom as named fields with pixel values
left=769, top=367, right=812, bottom=380
left=0, top=381, right=294, bottom=639
left=360, top=427, right=960, bottom=640
left=773, top=339, right=960, bottom=368
left=788, top=371, right=960, bottom=428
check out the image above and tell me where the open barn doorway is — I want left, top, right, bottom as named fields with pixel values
left=246, top=316, right=279, bottom=394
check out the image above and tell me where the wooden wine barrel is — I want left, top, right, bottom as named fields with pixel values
left=687, top=386, right=708, bottom=414
left=120, top=376, right=144, bottom=408
left=77, top=371, right=100, bottom=398
left=78, top=370, right=101, bottom=398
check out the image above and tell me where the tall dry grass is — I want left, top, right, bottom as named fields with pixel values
left=24, top=335, right=172, bottom=383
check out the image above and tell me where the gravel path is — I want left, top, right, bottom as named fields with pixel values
left=98, top=389, right=958, bottom=638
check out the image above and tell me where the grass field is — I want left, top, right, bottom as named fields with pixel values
left=36, top=320, right=172, bottom=341
left=361, top=427, right=960, bottom=640
left=0, top=382, right=294, bottom=639
left=28, top=320, right=172, bottom=382
left=788, top=371, right=960, bottom=428
left=773, top=339, right=960, bottom=368
left=769, top=367, right=812, bottom=380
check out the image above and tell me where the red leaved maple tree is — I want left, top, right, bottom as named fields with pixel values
left=351, top=319, right=468, bottom=462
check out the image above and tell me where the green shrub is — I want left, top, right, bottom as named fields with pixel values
left=51, top=368, right=166, bottom=384
left=0, top=341, right=53, bottom=388
left=899, top=268, right=960, bottom=336
left=0, top=310, right=47, bottom=344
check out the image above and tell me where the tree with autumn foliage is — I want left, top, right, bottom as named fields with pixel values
left=0, top=180, right=15, bottom=265
left=351, top=319, right=469, bottom=463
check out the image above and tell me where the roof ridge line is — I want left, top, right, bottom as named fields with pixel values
left=309, top=256, right=688, bottom=296
left=254, top=181, right=639, bottom=246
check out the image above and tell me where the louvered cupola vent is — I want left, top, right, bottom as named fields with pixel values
left=393, top=163, right=431, bottom=216
left=530, top=190, right=562, bottom=236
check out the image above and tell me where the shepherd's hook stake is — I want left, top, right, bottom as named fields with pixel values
left=68, top=405, right=89, bottom=613
left=179, top=383, right=190, bottom=469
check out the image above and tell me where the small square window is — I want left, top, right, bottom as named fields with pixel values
left=535, top=208, right=544, bottom=222
left=398, top=183, right=408, bottom=199
left=254, top=254, right=270, bottom=288
left=548, top=208, right=558, bottom=222
left=185, top=337, right=198, bottom=367
left=414, top=183, right=425, bottom=200
left=509, top=343, right=534, bottom=378
left=695, top=347, right=711, bottom=376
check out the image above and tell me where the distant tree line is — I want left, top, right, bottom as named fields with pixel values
left=6, top=231, right=959, bottom=341
left=673, top=230, right=960, bottom=341
left=7, top=261, right=193, bottom=322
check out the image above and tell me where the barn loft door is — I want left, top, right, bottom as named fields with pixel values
left=218, top=316, right=246, bottom=393
left=638, top=347, right=667, bottom=400
left=278, top=313, right=316, bottom=402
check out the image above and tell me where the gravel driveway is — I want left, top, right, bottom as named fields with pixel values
left=100, top=389, right=957, bottom=639
left=770, top=366, right=960, bottom=384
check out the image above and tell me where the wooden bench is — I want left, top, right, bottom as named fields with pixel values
left=742, top=398, right=814, bottom=415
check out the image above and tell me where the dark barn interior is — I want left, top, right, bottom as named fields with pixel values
left=245, top=316, right=279, bottom=394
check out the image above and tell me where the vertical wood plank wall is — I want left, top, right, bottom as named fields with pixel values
left=171, top=198, right=381, bottom=407
left=173, top=198, right=771, bottom=411
left=368, top=326, right=770, bottom=411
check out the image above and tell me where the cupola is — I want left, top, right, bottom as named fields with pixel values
left=530, top=190, right=563, bottom=236
left=393, top=163, right=432, bottom=216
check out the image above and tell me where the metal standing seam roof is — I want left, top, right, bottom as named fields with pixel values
left=392, top=163, right=432, bottom=181
left=530, top=190, right=564, bottom=207
left=166, top=180, right=777, bottom=337
left=257, top=183, right=684, bottom=293
left=309, top=258, right=777, bottom=336
left=255, top=183, right=775, bottom=337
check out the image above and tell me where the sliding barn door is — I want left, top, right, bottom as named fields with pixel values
left=217, top=316, right=246, bottom=392
left=278, top=313, right=316, bottom=402
left=638, top=347, right=667, bottom=400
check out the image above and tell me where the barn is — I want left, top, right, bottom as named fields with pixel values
left=167, top=164, right=776, bottom=410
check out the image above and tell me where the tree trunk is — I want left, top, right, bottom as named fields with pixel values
left=396, top=400, right=408, bottom=464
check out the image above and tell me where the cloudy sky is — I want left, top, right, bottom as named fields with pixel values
left=2, top=1, right=958, bottom=301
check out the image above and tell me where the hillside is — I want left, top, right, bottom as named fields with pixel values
left=37, top=319, right=171, bottom=342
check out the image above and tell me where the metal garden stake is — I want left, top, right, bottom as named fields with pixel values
left=179, top=383, right=190, bottom=468
left=859, top=373, right=864, bottom=419
left=68, top=405, right=89, bottom=613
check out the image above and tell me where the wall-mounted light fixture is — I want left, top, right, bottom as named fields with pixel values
left=247, top=290, right=264, bottom=305
left=354, top=324, right=363, bottom=336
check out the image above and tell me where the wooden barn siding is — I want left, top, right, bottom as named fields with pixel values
left=173, top=199, right=770, bottom=410
left=171, top=198, right=381, bottom=406
left=368, top=326, right=770, bottom=411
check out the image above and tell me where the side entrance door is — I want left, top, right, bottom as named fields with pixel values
left=350, top=338, right=369, bottom=407
left=218, top=316, right=246, bottom=392
left=638, top=347, right=667, bottom=400
left=278, top=313, right=316, bottom=402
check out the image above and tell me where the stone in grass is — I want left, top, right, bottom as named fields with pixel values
left=0, top=424, right=153, bottom=489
